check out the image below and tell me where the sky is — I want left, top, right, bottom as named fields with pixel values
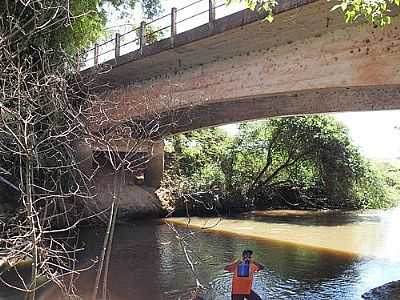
left=103, top=1, right=400, bottom=160
left=92, top=0, right=245, bottom=65
left=333, top=111, right=400, bottom=160
left=103, top=0, right=245, bottom=37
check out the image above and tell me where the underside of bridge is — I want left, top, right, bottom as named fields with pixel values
left=88, top=0, right=400, bottom=135
left=84, top=0, right=400, bottom=188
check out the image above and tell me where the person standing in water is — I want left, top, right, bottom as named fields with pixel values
left=224, top=249, right=264, bottom=300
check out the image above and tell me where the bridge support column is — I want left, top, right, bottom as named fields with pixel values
left=73, top=139, right=93, bottom=177
left=144, top=140, right=164, bottom=189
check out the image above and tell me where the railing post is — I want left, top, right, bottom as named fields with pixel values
left=209, top=0, right=216, bottom=32
left=94, top=43, right=99, bottom=66
left=139, top=21, right=146, bottom=55
left=171, top=7, right=177, bottom=47
left=115, top=33, right=121, bottom=59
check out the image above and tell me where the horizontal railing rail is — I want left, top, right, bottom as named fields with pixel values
left=79, top=0, right=246, bottom=70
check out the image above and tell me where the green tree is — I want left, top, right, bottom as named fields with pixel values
left=165, top=128, right=231, bottom=191
left=165, top=116, right=391, bottom=210
left=0, top=0, right=161, bottom=54
left=235, top=116, right=381, bottom=208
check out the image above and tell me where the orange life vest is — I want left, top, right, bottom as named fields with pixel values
left=226, top=261, right=261, bottom=295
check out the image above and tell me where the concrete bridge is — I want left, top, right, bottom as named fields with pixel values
left=84, top=0, right=400, bottom=188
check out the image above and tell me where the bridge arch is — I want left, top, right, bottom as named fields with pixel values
left=89, top=0, right=400, bottom=134
left=85, top=0, right=400, bottom=188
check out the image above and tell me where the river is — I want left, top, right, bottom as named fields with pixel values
left=1, top=209, right=400, bottom=299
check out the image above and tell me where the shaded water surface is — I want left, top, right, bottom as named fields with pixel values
left=2, top=209, right=400, bottom=299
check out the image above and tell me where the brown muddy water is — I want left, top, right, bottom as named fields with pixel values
left=1, top=209, right=400, bottom=299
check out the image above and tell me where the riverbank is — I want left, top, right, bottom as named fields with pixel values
left=158, top=182, right=398, bottom=219
left=166, top=208, right=400, bottom=259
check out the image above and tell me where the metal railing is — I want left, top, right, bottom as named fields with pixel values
left=79, top=0, right=245, bottom=70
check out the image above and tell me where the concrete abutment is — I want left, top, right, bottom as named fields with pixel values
left=74, top=139, right=165, bottom=217
left=144, top=140, right=164, bottom=189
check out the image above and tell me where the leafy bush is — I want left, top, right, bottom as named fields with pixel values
left=165, top=116, right=394, bottom=210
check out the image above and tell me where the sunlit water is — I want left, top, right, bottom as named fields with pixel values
left=1, top=209, right=400, bottom=299
left=169, top=208, right=400, bottom=260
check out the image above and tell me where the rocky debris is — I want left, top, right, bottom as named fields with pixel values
left=155, top=186, right=224, bottom=217
left=362, top=281, right=400, bottom=299
left=155, top=187, right=175, bottom=214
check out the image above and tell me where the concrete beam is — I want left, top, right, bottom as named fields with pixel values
left=88, top=138, right=165, bottom=188
left=92, top=9, right=400, bottom=132
left=73, top=140, right=93, bottom=177
left=159, top=85, right=400, bottom=133
left=89, top=139, right=154, bottom=153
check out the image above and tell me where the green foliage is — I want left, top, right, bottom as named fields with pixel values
left=368, top=160, right=400, bottom=207
left=352, top=165, right=391, bottom=208
left=0, top=0, right=162, bottom=54
left=229, top=0, right=399, bottom=26
left=70, top=0, right=161, bottom=51
left=231, top=117, right=370, bottom=205
left=165, top=128, right=231, bottom=191
left=143, top=25, right=165, bottom=44
left=226, top=0, right=277, bottom=22
left=330, top=0, right=397, bottom=27
left=166, top=116, right=393, bottom=209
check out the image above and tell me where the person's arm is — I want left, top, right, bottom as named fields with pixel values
left=252, top=261, right=265, bottom=271
left=224, top=260, right=238, bottom=272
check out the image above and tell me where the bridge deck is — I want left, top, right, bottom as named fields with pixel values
left=86, top=0, right=400, bottom=134
left=85, top=0, right=350, bottom=86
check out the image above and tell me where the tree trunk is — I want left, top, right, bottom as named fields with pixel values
left=92, top=167, right=123, bottom=300
left=26, top=156, right=38, bottom=300
left=101, top=168, right=123, bottom=299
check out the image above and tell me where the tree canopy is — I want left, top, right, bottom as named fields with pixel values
left=0, top=0, right=161, bottom=54
left=165, top=116, right=393, bottom=211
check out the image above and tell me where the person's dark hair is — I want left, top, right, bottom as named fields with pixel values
left=242, top=249, right=253, bottom=256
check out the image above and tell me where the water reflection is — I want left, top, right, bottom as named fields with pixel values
left=46, top=224, right=163, bottom=300
left=237, top=210, right=383, bottom=226
left=0, top=260, right=35, bottom=300
left=178, top=230, right=362, bottom=299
